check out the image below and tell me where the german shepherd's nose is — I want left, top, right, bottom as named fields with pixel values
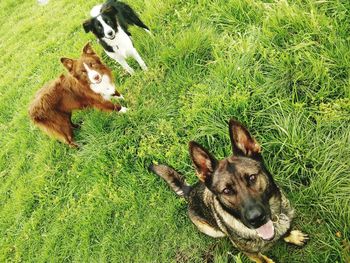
left=245, top=205, right=266, bottom=228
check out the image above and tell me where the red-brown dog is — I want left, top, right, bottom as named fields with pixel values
left=29, top=43, right=126, bottom=147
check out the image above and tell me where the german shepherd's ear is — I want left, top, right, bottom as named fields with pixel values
left=60, top=57, right=75, bottom=72
left=229, top=119, right=261, bottom=158
left=83, top=19, right=93, bottom=33
left=189, top=141, right=217, bottom=183
left=82, top=43, right=96, bottom=56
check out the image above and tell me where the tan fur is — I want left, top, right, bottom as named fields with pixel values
left=29, top=43, right=122, bottom=147
left=245, top=252, right=275, bottom=263
left=283, top=230, right=309, bottom=246
left=189, top=216, right=225, bottom=238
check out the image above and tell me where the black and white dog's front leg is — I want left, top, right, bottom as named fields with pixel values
left=131, top=48, right=148, bottom=71
left=105, top=50, right=135, bottom=75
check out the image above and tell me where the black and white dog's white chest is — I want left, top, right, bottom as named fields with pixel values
left=99, top=26, right=134, bottom=57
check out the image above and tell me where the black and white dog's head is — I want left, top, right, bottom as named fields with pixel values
left=83, top=4, right=118, bottom=40
left=83, top=1, right=150, bottom=41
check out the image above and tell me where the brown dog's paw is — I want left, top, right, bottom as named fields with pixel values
left=69, top=141, right=80, bottom=149
left=284, top=230, right=309, bottom=246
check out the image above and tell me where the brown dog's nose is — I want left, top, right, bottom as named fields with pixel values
left=94, top=75, right=101, bottom=82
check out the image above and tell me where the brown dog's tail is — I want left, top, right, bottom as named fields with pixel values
left=149, top=163, right=192, bottom=198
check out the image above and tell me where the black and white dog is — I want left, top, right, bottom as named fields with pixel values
left=83, top=0, right=150, bottom=75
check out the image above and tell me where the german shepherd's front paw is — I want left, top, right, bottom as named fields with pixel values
left=261, top=254, right=275, bottom=263
left=246, top=252, right=275, bottom=263
left=284, top=230, right=309, bottom=246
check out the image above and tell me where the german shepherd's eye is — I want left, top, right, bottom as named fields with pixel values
left=81, top=69, right=87, bottom=74
left=222, top=188, right=234, bottom=195
left=248, top=174, right=258, bottom=185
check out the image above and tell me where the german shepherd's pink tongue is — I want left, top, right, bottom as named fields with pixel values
left=256, top=220, right=274, bottom=240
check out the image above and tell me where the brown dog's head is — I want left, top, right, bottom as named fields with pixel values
left=60, top=43, right=121, bottom=98
left=189, top=119, right=279, bottom=240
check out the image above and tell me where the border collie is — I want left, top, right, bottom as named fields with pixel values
left=29, top=43, right=126, bottom=148
left=83, top=0, right=150, bottom=75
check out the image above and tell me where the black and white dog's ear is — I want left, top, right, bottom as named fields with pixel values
left=229, top=119, right=261, bottom=158
left=83, top=19, right=93, bottom=33
left=102, top=1, right=118, bottom=16
left=104, top=7, right=119, bottom=19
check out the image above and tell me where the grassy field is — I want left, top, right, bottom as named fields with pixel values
left=0, top=0, right=349, bottom=262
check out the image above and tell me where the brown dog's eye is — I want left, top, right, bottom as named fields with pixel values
left=248, top=174, right=257, bottom=185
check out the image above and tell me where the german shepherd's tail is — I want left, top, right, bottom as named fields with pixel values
left=149, top=164, right=192, bottom=198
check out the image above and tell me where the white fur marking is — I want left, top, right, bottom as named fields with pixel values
left=83, top=63, right=102, bottom=84
left=83, top=64, right=116, bottom=100
left=90, top=4, right=103, bottom=17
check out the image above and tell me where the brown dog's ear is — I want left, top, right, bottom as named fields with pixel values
left=82, top=42, right=96, bottom=56
left=229, top=119, right=261, bottom=157
left=60, top=57, right=75, bottom=72
left=189, top=141, right=217, bottom=182
left=83, top=19, right=93, bottom=33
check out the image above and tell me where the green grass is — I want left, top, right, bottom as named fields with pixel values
left=0, top=0, right=349, bottom=262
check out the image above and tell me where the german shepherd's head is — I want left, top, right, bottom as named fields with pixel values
left=190, top=120, right=279, bottom=240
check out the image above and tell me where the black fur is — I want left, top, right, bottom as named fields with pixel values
left=104, top=0, right=150, bottom=34
left=99, top=39, right=114, bottom=52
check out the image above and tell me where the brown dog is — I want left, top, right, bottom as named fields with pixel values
left=29, top=43, right=126, bottom=147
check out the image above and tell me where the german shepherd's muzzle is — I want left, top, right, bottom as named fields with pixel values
left=150, top=119, right=308, bottom=263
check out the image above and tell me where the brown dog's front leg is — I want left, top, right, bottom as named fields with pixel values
left=113, top=103, right=128, bottom=113
left=92, top=100, right=117, bottom=112
left=244, top=252, right=275, bottom=263
left=93, top=100, right=128, bottom=113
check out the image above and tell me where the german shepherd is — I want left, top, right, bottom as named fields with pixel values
left=150, top=119, right=308, bottom=263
